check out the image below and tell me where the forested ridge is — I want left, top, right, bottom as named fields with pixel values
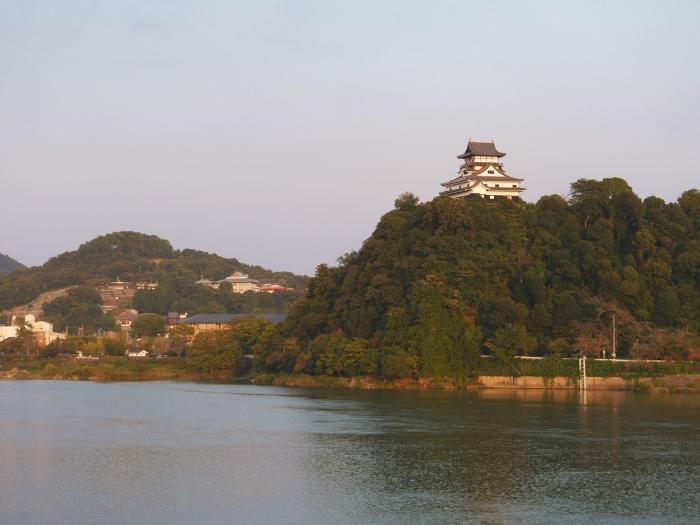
left=0, top=232, right=307, bottom=316
left=0, top=253, right=24, bottom=276
left=254, top=178, right=700, bottom=379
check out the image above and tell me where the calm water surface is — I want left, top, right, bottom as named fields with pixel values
left=0, top=381, right=698, bottom=525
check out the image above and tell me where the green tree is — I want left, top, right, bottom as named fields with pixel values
left=14, top=316, right=37, bottom=355
left=168, top=323, right=194, bottom=357
left=130, top=314, right=166, bottom=337
left=43, top=286, right=116, bottom=334
left=188, top=329, right=240, bottom=374
left=487, top=324, right=537, bottom=359
left=336, top=338, right=376, bottom=377
left=103, top=337, right=126, bottom=356
left=230, top=317, right=272, bottom=355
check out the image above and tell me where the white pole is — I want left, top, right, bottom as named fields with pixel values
left=612, top=312, right=617, bottom=361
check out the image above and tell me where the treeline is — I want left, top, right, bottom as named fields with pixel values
left=252, top=178, right=700, bottom=379
left=131, top=278, right=298, bottom=316
left=43, top=287, right=116, bottom=333
left=0, top=232, right=307, bottom=311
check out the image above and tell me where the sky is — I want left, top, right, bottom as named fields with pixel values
left=1, top=0, right=699, bottom=275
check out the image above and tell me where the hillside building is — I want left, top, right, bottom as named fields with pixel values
left=115, top=309, right=139, bottom=330
left=97, top=278, right=136, bottom=312
left=195, top=272, right=293, bottom=294
left=166, top=311, right=187, bottom=326
left=440, top=140, right=524, bottom=201
left=221, top=272, right=260, bottom=293
left=0, top=314, right=65, bottom=346
left=136, top=281, right=159, bottom=290
left=177, top=313, right=287, bottom=335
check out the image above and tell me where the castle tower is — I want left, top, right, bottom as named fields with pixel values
left=440, top=140, right=525, bottom=200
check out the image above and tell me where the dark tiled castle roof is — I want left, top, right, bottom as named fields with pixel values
left=457, top=140, right=505, bottom=159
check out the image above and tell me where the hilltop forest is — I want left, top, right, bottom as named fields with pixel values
left=251, top=178, right=700, bottom=379
left=0, top=232, right=307, bottom=326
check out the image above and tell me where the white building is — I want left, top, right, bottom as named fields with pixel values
left=195, top=272, right=292, bottom=294
left=0, top=325, right=18, bottom=342
left=0, top=314, right=66, bottom=346
left=440, top=140, right=524, bottom=201
left=222, top=272, right=260, bottom=293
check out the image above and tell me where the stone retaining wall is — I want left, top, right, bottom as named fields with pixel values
left=477, top=375, right=635, bottom=390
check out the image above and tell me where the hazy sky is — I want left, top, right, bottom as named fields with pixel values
left=2, top=1, right=699, bottom=275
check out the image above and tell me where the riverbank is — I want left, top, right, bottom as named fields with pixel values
left=0, top=356, right=223, bottom=382
left=2, top=357, right=699, bottom=392
left=251, top=372, right=700, bottom=393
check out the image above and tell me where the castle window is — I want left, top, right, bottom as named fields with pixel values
left=488, top=170, right=494, bottom=174
left=495, top=184, right=500, bottom=188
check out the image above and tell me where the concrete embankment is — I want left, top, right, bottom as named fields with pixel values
left=254, top=373, right=700, bottom=392
left=477, top=375, right=630, bottom=390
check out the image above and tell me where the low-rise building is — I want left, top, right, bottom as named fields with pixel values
left=0, top=325, right=18, bottom=342
left=97, top=278, right=136, bottom=311
left=166, top=311, right=187, bottom=326
left=195, top=272, right=293, bottom=294
left=136, top=281, right=159, bottom=290
left=0, top=314, right=66, bottom=346
left=126, top=348, right=148, bottom=358
left=76, top=350, right=99, bottom=361
left=195, top=275, right=218, bottom=289
left=115, top=309, right=139, bottom=330
left=177, top=313, right=287, bottom=335
left=257, top=280, right=295, bottom=293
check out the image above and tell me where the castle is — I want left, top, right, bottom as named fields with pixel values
left=440, top=140, right=524, bottom=200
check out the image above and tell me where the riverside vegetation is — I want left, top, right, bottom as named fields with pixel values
left=253, top=178, right=700, bottom=382
left=1, top=177, right=699, bottom=387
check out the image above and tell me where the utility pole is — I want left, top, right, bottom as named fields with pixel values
left=611, top=312, right=617, bottom=361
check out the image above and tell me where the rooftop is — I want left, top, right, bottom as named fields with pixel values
left=221, top=278, right=259, bottom=284
left=178, top=313, right=287, bottom=325
left=457, top=140, right=505, bottom=159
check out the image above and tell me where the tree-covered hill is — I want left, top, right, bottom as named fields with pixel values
left=0, top=232, right=307, bottom=312
left=260, top=178, right=699, bottom=379
left=0, top=253, right=24, bottom=276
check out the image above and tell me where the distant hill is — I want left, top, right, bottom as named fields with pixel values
left=0, top=253, right=24, bottom=276
left=0, top=232, right=308, bottom=312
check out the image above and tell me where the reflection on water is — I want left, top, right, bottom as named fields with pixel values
left=0, top=381, right=698, bottom=525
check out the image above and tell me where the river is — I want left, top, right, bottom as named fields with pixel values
left=0, top=381, right=698, bottom=524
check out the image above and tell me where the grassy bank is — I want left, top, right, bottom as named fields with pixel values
left=2, top=356, right=699, bottom=392
left=0, top=356, right=228, bottom=382
left=250, top=373, right=470, bottom=390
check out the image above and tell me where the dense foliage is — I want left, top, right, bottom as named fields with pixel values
left=0, top=232, right=307, bottom=312
left=132, top=282, right=297, bottom=316
left=187, top=318, right=275, bottom=375
left=260, top=179, right=699, bottom=379
left=42, top=287, right=116, bottom=334
left=130, top=314, right=167, bottom=338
